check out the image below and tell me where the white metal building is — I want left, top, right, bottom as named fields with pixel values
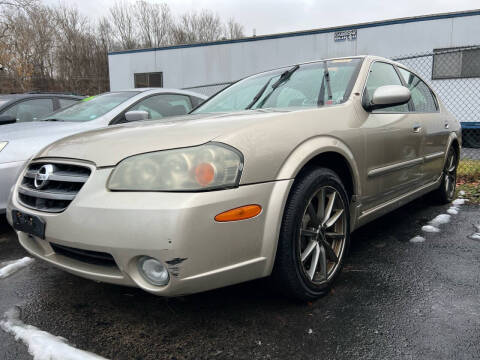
left=108, top=9, right=480, bottom=94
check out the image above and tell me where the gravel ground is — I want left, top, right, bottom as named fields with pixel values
left=0, top=196, right=479, bottom=360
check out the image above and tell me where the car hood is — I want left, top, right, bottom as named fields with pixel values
left=0, top=121, right=99, bottom=163
left=35, top=110, right=294, bottom=167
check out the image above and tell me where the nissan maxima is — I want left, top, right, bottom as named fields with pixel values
left=7, top=56, right=460, bottom=300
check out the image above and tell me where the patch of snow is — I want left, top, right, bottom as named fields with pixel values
left=452, top=198, right=468, bottom=205
left=469, top=233, right=480, bottom=241
left=409, top=236, right=426, bottom=243
left=447, top=207, right=459, bottom=215
left=422, top=225, right=440, bottom=233
left=0, top=308, right=108, bottom=360
left=0, top=257, right=34, bottom=279
left=429, top=214, right=451, bottom=226
left=459, top=190, right=466, bottom=196
left=307, top=329, right=313, bottom=334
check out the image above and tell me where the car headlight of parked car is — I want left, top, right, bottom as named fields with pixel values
left=108, top=143, right=244, bottom=191
left=0, top=141, right=8, bottom=152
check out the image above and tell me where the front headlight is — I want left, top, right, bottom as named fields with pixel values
left=0, top=141, right=7, bottom=152
left=108, top=143, right=243, bottom=191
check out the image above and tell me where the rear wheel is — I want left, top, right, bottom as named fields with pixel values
left=433, top=146, right=458, bottom=204
left=272, top=168, right=350, bottom=301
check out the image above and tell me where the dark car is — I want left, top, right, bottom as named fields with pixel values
left=0, top=92, right=84, bottom=125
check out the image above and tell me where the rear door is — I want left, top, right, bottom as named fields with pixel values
left=360, top=61, right=424, bottom=210
left=397, top=67, right=446, bottom=184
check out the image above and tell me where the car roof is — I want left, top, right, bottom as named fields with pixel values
left=0, top=93, right=84, bottom=101
left=114, top=88, right=207, bottom=99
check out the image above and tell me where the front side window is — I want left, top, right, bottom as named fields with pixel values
left=40, top=92, right=139, bottom=122
left=128, top=94, right=193, bottom=120
left=364, top=62, right=408, bottom=113
left=192, top=58, right=362, bottom=114
left=3, top=98, right=54, bottom=122
left=398, top=68, right=438, bottom=112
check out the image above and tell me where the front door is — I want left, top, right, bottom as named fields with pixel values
left=359, top=61, right=424, bottom=211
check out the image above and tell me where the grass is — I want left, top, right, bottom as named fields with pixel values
left=457, top=159, right=480, bottom=204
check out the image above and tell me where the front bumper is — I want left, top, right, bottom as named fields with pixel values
left=8, top=165, right=292, bottom=296
left=0, top=160, right=25, bottom=214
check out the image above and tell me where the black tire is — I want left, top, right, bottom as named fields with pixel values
left=272, top=167, right=350, bottom=301
left=433, top=146, right=458, bottom=204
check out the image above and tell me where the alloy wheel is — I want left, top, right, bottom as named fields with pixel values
left=444, top=148, right=457, bottom=199
left=298, top=186, right=347, bottom=285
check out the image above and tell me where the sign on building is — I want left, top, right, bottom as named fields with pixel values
left=334, top=29, right=357, bottom=42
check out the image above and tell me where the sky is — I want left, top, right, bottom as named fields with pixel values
left=42, top=0, right=480, bottom=35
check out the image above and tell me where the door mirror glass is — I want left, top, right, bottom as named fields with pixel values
left=367, top=85, right=411, bottom=111
left=124, top=110, right=149, bottom=122
left=0, top=115, right=17, bottom=125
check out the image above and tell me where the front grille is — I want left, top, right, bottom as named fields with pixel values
left=18, top=162, right=91, bottom=213
left=50, top=243, right=117, bottom=267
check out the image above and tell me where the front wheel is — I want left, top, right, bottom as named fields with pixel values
left=433, top=146, right=458, bottom=204
left=272, top=168, right=350, bottom=301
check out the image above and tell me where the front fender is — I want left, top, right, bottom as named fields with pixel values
left=276, top=135, right=361, bottom=197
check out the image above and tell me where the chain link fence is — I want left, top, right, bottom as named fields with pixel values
left=0, top=74, right=109, bottom=96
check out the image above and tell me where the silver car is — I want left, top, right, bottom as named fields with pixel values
left=0, top=88, right=206, bottom=213
left=8, top=56, right=461, bottom=300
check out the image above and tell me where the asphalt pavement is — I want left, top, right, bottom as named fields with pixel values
left=1, top=196, right=479, bottom=360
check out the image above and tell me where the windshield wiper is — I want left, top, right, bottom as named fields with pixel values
left=246, top=78, right=273, bottom=110
left=247, top=64, right=300, bottom=110
left=318, top=61, right=332, bottom=106
left=42, top=118, right=64, bottom=122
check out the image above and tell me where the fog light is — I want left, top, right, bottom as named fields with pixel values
left=137, top=256, right=169, bottom=286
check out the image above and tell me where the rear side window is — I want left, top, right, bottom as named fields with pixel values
left=2, top=98, right=54, bottom=122
left=364, top=62, right=408, bottom=113
left=398, top=68, right=438, bottom=112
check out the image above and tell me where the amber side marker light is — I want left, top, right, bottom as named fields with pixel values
left=215, top=205, right=262, bottom=222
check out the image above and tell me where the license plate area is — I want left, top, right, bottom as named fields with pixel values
left=12, top=210, right=45, bottom=239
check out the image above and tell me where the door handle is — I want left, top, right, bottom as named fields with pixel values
left=413, top=125, right=422, bottom=133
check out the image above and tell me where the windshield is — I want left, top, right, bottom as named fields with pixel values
left=40, top=91, right=139, bottom=122
left=193, top=58, right=362, bottom=114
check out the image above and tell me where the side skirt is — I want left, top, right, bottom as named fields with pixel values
left=353, top=177, right=442, bottom=230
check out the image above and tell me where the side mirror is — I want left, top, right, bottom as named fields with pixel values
left=124, top=110, right=149, bottom=122
left=0, top=115, right=16, bottom=125
left=365, top=85, right=411, bottom=111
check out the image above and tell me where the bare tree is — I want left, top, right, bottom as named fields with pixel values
left=225, top=18, right=244, bottom=39
left=0, top=0, right=245, bottom=94
left=172, top=10, right=223, bottom=44
left=109, top=0, right=138, bottom=50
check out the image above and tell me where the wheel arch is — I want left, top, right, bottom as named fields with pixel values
left=276, top=136, right=361, bottom=200
left=445, top=132, right=460, bottom=165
